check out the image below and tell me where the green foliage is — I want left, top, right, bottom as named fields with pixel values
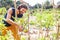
left=0, top=30, right=14, bottom=40
left=0, top=0, right=14, bottom=9
left=5, top=30, right=14, bottom=40
left=0, top=9, right=59, bottom=40
left=35, top=12, right=55, bottom=28
left=0, top=15, right=6, bottom=31
left=21, top=36, right=26, bottom=40
left=37, top=37, right=45, bottom=40
left=52, top=33, right=57, bottom=40
left=0, top=16, right=14, bottom=39
left=0, top=36, right=6, bottom=40
left=0, top=7, right=7, bottom=15
left=29, top=20, right=36, bottom=25
left=16, top=1, right=21, bottom=6
left=0, top=0, right=21, bottom=9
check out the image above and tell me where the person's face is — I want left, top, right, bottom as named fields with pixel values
left=19, top=8, right=27, bottom=14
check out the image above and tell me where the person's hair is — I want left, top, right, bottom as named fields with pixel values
left=17, top=4, right=28, bottom=10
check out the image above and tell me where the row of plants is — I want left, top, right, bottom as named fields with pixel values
left=0, top=9, right=60, bottom=40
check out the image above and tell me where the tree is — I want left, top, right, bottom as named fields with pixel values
left=44, top=0, right=50, bottom=6
left=0, top=0, right=14, bottom=9
left=33, top=3, right=41, bottom=8
left=43, top=0, right=53, bottom=9
left=16, top=1, right=21, bottom=6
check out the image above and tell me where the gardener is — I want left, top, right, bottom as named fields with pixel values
left=2, top=4, right=28, bottom=40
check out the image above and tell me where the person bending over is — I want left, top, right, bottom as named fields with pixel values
left=2, top=4, right=28, bottom=40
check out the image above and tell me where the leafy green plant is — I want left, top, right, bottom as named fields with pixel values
left=21, top=36, right=27, bottom=40
left=0, top=15, right=6, bottom=31
left=52, top=33, right=57, bottom=40
left=37, top=37, right=45, bottom=40
left=0, top=36, right=6, bottom=40
left=0, top=7, right=7, bottom=15
left=0, top=30, right=14, bottom=40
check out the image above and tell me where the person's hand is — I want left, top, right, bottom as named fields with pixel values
left=19, top=26, right=24, bottom=32
left=13, top=23, right=24, bottom=32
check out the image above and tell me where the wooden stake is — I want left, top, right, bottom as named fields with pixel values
left=14, top=0, right=17, bottom=18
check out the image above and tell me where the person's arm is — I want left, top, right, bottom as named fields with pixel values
left=5, top=8, right=19, bottom=26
